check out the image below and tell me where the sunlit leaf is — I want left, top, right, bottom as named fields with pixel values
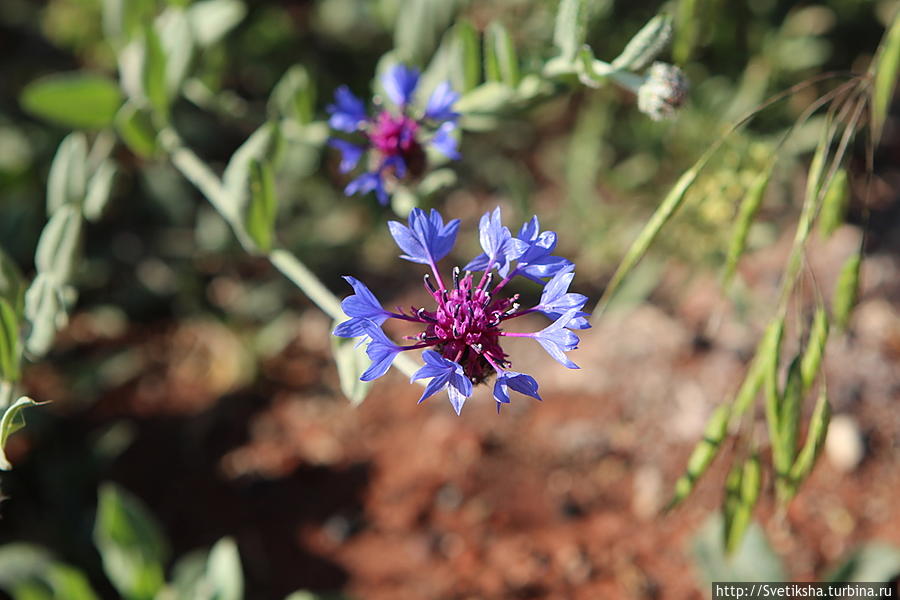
left=20, top=73, right=122, bottom=130
left=331, top=331, right=373, bottom=406
left=187, top=0, right=247, bottom=47
left=0, top=397, right=45, bottom=470
left=554, top=0, right=589, bottom=63
left=94, top=483, right=168, bottom=600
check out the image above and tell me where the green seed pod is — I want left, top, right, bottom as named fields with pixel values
left=725, top=454, right=761, bottom=553
left=778, top=356, right=804, bottom=474
left=833, top=251, right=862, bottom=330
left=723, top=164, right=774, bottom=286
left=667, top=404, right=731, bottom=509
left=800, top=308, right=829, bottom=393
left=789, top=386, right=831, bottom=490
left=818, top=168, right=849, bottom=238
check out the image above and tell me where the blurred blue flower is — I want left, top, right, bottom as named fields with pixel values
left=334, top=207, right=589, bottom=414
left=326, top=64, right=462, bottom=205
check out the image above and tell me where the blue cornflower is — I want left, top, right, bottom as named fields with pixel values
left=334, top=207, right=588, bottom=414
left=326, top=64, right=461, bottom=205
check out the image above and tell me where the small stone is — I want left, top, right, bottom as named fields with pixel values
left=825, top=415, right=865, bottom=472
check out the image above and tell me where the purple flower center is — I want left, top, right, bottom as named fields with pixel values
left=410, top=271, right=517, bottom=383
left=369, top=111, right=421, bottom=157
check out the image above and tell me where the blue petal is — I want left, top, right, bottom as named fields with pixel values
left=382, top=64, right=420, bottom=107
left=341, top=276, right=389, bottom=319
left=532, top=309, right=581, bottom=369
left=425, top=81, right=460, bottom=121
left=382, top=155, right=407, bottom=179
left=345, top=172, right=389, bottom=205
left=388, top=208, right=460, bottom=265
left=334, top=316, right=387, bottom=338
left=329, top=139, right=365, bottom=173
left=477, top=207, right=512, bottom=271
left=541, top=310, right=592, bottom=330
left=410, top=350, right=472, bottom=412
left=463, top=253, right=490, bottom=272
left=430, top=121, right=460, bottom=160
left=493, top=371, right=542, bottom=406
left=327, top=86, right=367, bottom=133
left=518, top=256, right=574, bottom=283
left=359, top=323, right=403, bottom=381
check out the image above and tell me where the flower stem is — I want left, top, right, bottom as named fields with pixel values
left=157, top=127, right=421, bottom=379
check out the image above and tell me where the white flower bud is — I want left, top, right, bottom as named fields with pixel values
left=637, top=62, right=689, bottom=121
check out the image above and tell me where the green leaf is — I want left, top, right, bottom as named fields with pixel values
left=611, top=14, right=673, bottom=71
left=0, top=544, right=53, bottom=589
left=94, top=483, right=168, bottom=600
left=102, top=0, right=157, bottom=46
left=143, top=24, right=170, bottom=119
left=0, top=397, right=44, bottom=470
left=47, top=133, right=88, bottom=215
left=788, top=385, right=830, bottom=493
left=246, top=159, right=278, bottom=253
left=455, top=21, right=481, bottom=93
left=723, top=162, right=774, bottom=286
left=553, top=0, right=589, bottom=63
left=826, top=543, right=900, bottom=583
left=0, top=298, right=21, bottom=382
left=484, top=22, right=520, bottom=88
left=187, top=0, right=247, bottom=47
left=331, top=331, right=373, bottom=406
left=393, top=0, right=460, bottom=65
left=832, top=250, right=862, bottom=330
left=269, top=65, right=316, bottom=125
left=205, top=537, right=243, bottom=600
left=872, top=14, right=900, bottom=145
left=222, top=122, right=281, bottom=228
left=115, top=103, right=158, bottom=158
left=0, top=250, right=24, bottom=318
left=800, top=307, right=829, bottom=393
left=693, top=513, right=785, bottom=583
left=84, top=160, right=118, bottom=222
left=44, top=564, right=100, bottom=600
left=667, top=404, right=731, bottom=509
left=35, top=205, right=83, bottom=284
left=20, top=73, right=122, bottom=130
left=818, top=168, right=849, bottom=239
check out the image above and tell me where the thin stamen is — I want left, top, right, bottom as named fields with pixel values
left=423, top=274, right=437, bottom=293
left=452, top=266, right=461, bottom=289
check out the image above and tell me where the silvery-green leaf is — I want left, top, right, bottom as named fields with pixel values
left=205, top=537, right=243, bottom=600
left=692, top=513, right=785, bottom=583
left=102, top=0, right=157, bottom=46
left=553, top=0, right=588, bottom=63
left=393, top=0, right=460, bottom=65
left=484, top=22, right=519, bottom=88
left=23, top=274, right=64, bottom=357
left=187, top=0, right=247, bottom=47
left=47, top=133, right=88, bottom=215
left=611, top=14, right=673, bottom=71
left=94, top=483, right=168, bottom=600
left=156, top=8, right=195, bottom=97
left=35, top=205, right=83, bottom=284
left=222, top=123, right=280, bottom=225
left=84, top=160, right=118, bottom=222
left=269, top=65, right=316, bottom=125
left=331, top=332, right=372, bottom=406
